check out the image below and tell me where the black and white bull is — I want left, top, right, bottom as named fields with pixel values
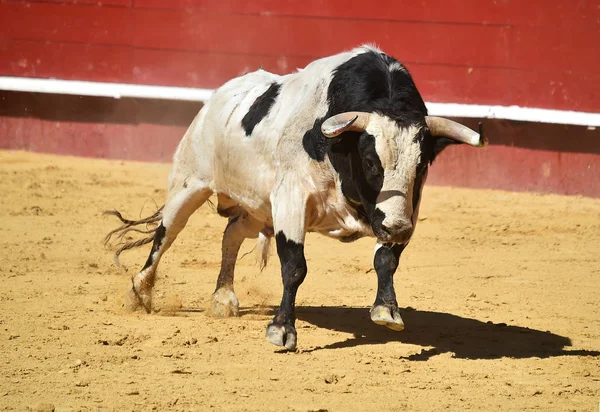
left=107, top=45, right=487, bottom=351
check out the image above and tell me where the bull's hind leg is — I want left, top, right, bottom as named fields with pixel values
left=211, top=210, right=264, bottom=317
left=129, top=184, right=213, bottom=313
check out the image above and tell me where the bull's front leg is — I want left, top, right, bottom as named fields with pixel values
left=266, top=181, right=308, bottom=351
left=370, top=242, right=406, bottom=331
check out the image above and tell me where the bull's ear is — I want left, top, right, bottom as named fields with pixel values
left=433, top=137, right=459, bottom=159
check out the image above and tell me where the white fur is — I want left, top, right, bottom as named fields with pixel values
left=388, top=61, right=406, bottom=73
left=370, top=118, right=422, bottom=236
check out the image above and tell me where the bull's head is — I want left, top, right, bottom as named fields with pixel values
left=321, top=112, right=487, bottom=244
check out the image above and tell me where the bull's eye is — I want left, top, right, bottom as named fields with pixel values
left=363, top=157, right=381, bottom=176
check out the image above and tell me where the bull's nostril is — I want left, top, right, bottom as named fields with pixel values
left=379, top=223, right=414, bottom=243
left=375, top=224, right=391, bottom=241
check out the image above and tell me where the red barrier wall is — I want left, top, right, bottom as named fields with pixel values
left=1, top=92, right=598, bottom=197
left=1, top=0, right=599, bottom=196
left=1, top=0, right=599, bottom=111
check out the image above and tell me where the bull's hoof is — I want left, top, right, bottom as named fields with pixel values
left=211, top=288, right=239, bottom=317
left=125, top=286, right=152, bottom=313
left=128, top=281, right=153, bottom=314
left=124, top=287, right=141, bottom=312
left=370, top=305, right=405, bottom=331
left=265, top=323, right=297, bottom=351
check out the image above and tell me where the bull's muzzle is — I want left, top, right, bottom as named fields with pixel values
left=372, top=210, right=413, bottom=244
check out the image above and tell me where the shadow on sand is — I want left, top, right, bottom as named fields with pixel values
left=270, top=306, right=600, bottom=360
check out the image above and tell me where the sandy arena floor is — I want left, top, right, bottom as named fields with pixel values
left=0, top=150, right=599, bottom=411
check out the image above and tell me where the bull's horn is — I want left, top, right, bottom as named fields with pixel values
left=321, top=112, right=371, bottom=138
left=425, top=116, right=488, bottom=147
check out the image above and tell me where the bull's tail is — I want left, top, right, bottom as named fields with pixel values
left=256, top=230, right=272, bottom=271
left=103, top=205, right=164, bottom=269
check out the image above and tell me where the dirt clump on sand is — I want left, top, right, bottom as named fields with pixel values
left=1, top=150, right=599, bottom=411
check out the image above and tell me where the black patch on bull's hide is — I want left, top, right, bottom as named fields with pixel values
left=302, top=50, right=428, bottom=225
left=275, top=233, right=307, bottom=288
left=373, top=242, right=406, bottom=307
left=302, top=119, right=327, bottom=161
left=242, top=82, right=281, bottom=136
left=273, top=232, right=308, bottom=324
left=326, top=50, right=427, bottom=127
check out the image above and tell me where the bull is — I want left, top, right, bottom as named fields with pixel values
left=106, top=45, right=487, bottom=351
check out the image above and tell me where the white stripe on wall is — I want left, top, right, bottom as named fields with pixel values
left=0, top=76, right=214, bottom=102
left=1, top=76, right=599, bottom=127
left=426, top=103, right=600, bottom=128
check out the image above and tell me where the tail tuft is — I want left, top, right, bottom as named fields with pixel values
left=103, top=205, right=164, bottom=269
left=256, top=230, right=272, bottom=271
